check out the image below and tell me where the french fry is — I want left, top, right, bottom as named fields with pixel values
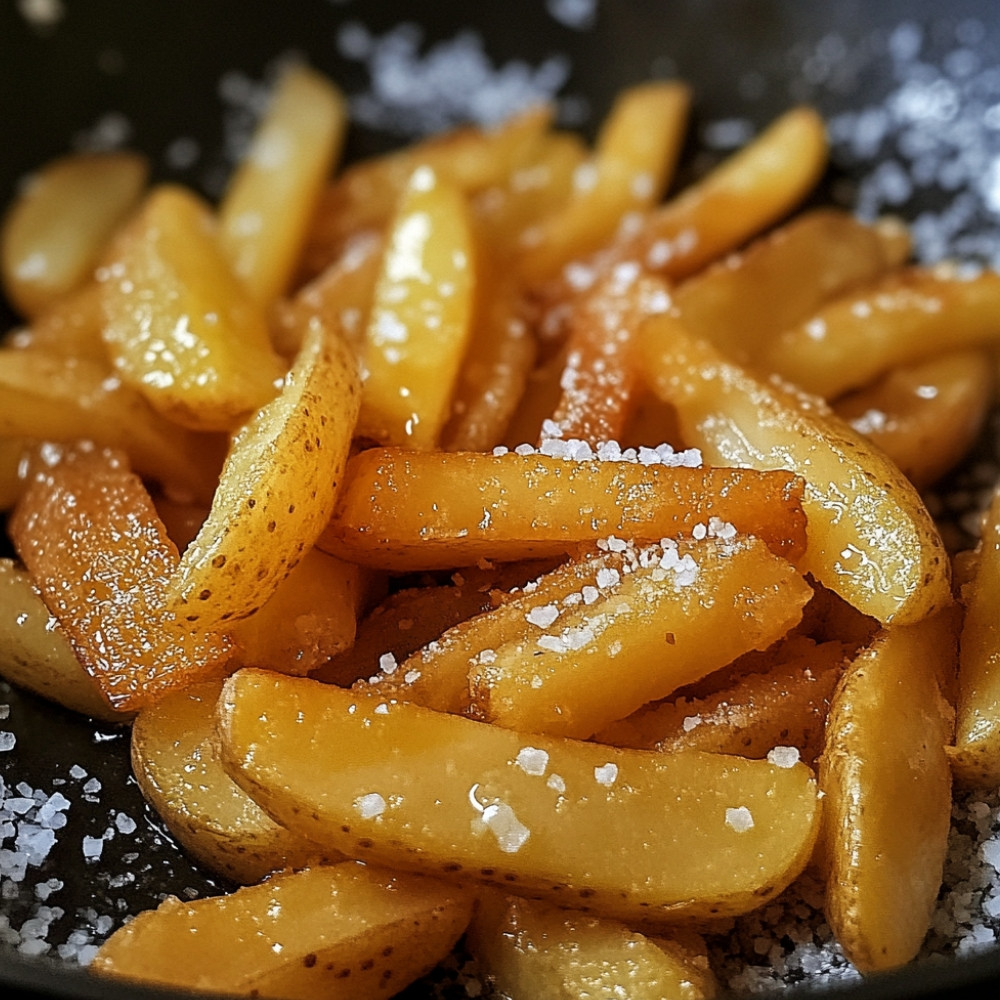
left=319, top=447, right=807, bottom=569
left=0, top=438, right=26, bottom=511
left=0, top=558, right=121, bottom=721
left=165, top=314, right=360, bottom=630
left=639, top=316, right=951, bottom=624
left=218, top=670, right=822, bottom=923
left=467, top=536, right=811, bottom=739
left=833, top=349, right=994, bottom=489
left=1, top=151, right=148, bottom=318
left=953, top=488, right=1000, bottom=787
left=100, top=185, right=286, bottom=431
left=820, top=613, right=956, bottom=973
left=594, top=638, right=847, bottom=763
left=8, top=279, right=108, bottom=361
left=517, top=81, right=691, bottom=282
left=469, top=891, right=718, bottom=1000
left=218, top=64, right=347, bottom=307
left=761, top=266, right=1000, bottom=399
left=92, top=862, right=475, bottom=999
left=9, top=445, right=232, bottom=710
left=131, top=680, right=334, bottom=883
left=670, top=210, right=909, bottom=366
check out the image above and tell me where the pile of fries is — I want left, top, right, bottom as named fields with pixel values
left=3, top=62, right=1000, bottom=997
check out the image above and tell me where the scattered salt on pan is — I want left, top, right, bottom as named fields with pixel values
left=594, top=762, right=618, bottom=787
left=81, top=836, right=105, bottom=861
left=726, top=806, right=755, bottom=833
left=354, top=793, right=387, bottom=819
left=514, top=747, right=549, bottom=777
left=0, top=734, right=14, bottom=753
left=767, top=746, right=801, bottom=769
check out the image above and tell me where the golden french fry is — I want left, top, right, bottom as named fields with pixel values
left=639, top=316, right=951, bottom=624
left=319, top=447, right=807, bottom=570
left=595, top=638, right=847, bottom=763
left=219, top=64, right=347, bottom=306
left=671, top=210, right=908, bottom=365
left=762, top=267, right=1000, bottom=399
left=953, top=488, right=1000, bottom=787
left=100, top=185, right=286, bottom=431
left=820, top=613, right=956, bottom=973
left=11, top=279, right=107, bottom=361
left=0, top=558, right=122, bottom=721
left=219, top=671, right=821, bottom=923
left=92, top=862, right=475, bottom=999
left=0, top=346, right=227, bottom=505
left=165, top=315, right=360, bottom=631
left=359, top=168, right=476, bottom=449
left=834, top=349, right=994, bottom=489
left=467, top=536, right=811, bottom=739
left=131, top=680, right=334, bottom=883
left=1, top=151, right=148, bottom=318
left=469, top=892, right=717, bottom=1000
left=9, top=445, right=232, bottom=710
left=517, top=81, right=691, bottom=282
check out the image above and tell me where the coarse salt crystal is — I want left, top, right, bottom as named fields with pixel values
left=767, top=746, right=801, bottom=769
left=594, top=762, right=618, bottom=787
left=514, top=747, right=549, bottom=776
left=354, top=793, right=387, bottom=819
left=726, top=806, right=755, bottom=833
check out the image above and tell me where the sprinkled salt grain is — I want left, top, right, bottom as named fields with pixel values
left=0, top=706, right=9, bottom=721
left=726, top=807, right=755, bottom=833
left=68, top=765, right=87, bottom=780
left=81, top=836, right=104, bottom=861
left=682, top=714, right=702, bottom=733
left=537, top=634, right=567, bottom=653
left=479, top=803, right=530, bottom=854
left=114, top=813, right=136, bottom=835
left=767, top=746, right=801, bottom=769
left=0, top=734, right=14, bottom=753
left=354, top=793, right=387, bottom=819
left=545, top=0, right=597, bottom=31
left=581, top=585, right=600, bottom=605
left=594, top=762, right=618, bottom=787
left=514, top=747, right=549, bottom=777
left=546, top=774, right=566, bottom=794
left=526, top=604, right=559, bottom=628
left=596, top=567, right=620, bottom=588
left=378, top=652, right=398, bottom=675
left=981, top=838, right=1000, bottom=871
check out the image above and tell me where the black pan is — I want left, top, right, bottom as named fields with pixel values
left=2, top=1, right=1000, bottom=998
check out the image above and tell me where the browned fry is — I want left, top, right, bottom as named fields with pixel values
left=319, top=447, right=807, bottom=570
left=593, top=638, right=848, bottom=763
left=9, top=445, right=232, bottom=710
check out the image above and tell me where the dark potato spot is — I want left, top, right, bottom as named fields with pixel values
left=211, top=555, right=226, bottom=568
left=303, top=954, right=317, bottom=968
left=361, top=959, right=374, bottom=971
left=267, top=520, right=277, bottom=533
left=197, top=589, right=211, bottom=601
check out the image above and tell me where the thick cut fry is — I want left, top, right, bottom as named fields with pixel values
left=92, top=862, right=475, bottom=999
left=219, top=64, right=346, bottom=306
left=671, top=210, right=908, bottom=365
left=820, top=614, right=956, bottom=973
left=0, top=346, right=227, bottom=504
left=300, top=107, right=551, bottom=280
left=469, top=892, right=717, bottom=1000
left=594, top=638, right=847, bottom=763
left=639, top=317, right=951, bottom=624
left=1, top=151, right=148, bottom=318
left=0, top=559, right=121, bottom=721
left=319, top=447, right=807, bottom=569
left=761, top=267, right=1000, bottom=399
left=219, top=670, right=821, bottom=923
left=834, top=349, right=994, bottom=489
left=9, top=446, right=232, bottom=710
left=467, top=536, right=811, bottom=739
left=9, top=279, right=107, bottom=361
left=100, top=185, right=285, bottom=431
left=165, top=315, right=360, bottom=630
left=230, top=547, right=362, bottom=676
left=359, top=167, right=476, bottom=448
left=625, top=107, right=828, bottom=282
left=131, top=681, right=334, bottom=883
left=517, top=81, right=691, bottom=282
left=953, top=488, right=1000, bottom=787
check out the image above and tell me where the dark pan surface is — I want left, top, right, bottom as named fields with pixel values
left=3, top=1, right=1000, bottom=997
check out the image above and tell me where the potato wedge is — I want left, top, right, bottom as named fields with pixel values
left=467, top=535, right=811, bottom=739
left=92, top=862, right=475, bottom=999
left=639, top=316, right=951, bottom=624
left=9, top=445, right=232, bottom=710
left=132, top=680, right=334, bottom=882
left=0, top=558, right=121, bottom=721
left=165, top=315, right=360, bottom=630
left=953, top=488, right=1000, bottom=787
left=820, top=613, right=956, bottom=973
left=218, top=670, right=821, bottom=923
left=359, top=167, right=476, bottom=449
left=761, top=267, right=1000, bottom=399
left=469, top=892, right=717, bottom=1000
left=319, top=447, right=807, bottom=570
left=1, top=151, right=147, bottom=318
left=834, top=349, right=994, bottom=489
left=219, top=64, right=347, bottom=306
left=100, top=185, right=285, bottom=431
